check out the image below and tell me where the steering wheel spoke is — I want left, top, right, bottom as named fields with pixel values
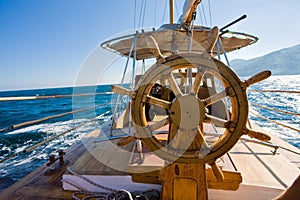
left=145, top=95, right=171, bottom=109
left=205, top=114, right=234, bottom=128
left=167, top=126, right=210, bottom=154
left=167, top=73, right=183, bottom=97
left=192, top=71, right=203, bottom=94
left=147, top=117, right=170, bottom=132
left=203, top=89, right=228, bottom=106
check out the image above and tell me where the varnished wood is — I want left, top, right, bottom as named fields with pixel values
left=131, top=53, right=250, bottom=164
left=244, top=70, right=272, bottom=87
left=110, top=85, right=132, bottom=97
left=246, top=128, right=271, bottom=142
left=206, top=26, right=219, bottom=54
left=161, top=163, right=208, bottom=200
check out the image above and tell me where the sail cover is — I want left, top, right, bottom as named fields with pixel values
left=178, top=0, right=196, bottom=24
left=101, top=24, right=258, bottom=60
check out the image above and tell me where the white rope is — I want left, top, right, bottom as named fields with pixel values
left=67, top=167, right=118, bottom=193
left=65, top=168, right=141, bottom=200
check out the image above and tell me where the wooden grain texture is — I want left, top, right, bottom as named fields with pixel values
left=68, top=127, right=135, bottom=175
left=229, top=139, right=300, bottom=189
left=161, top=163, right=208, bottom=200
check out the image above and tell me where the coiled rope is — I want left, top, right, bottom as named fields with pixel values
left=65, top=167, right=160, bottom=200
left=67, top=167, right=117, bottom=193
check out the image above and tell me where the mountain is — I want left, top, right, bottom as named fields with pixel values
left=230, top=44, right=300, bottom=77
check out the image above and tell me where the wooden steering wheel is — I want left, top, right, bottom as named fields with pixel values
left=130, top=53, right=271, bottom=165
left=112, top=53, right=271, bottom=171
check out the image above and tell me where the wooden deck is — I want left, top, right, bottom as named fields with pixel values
left=62, top=124, right=300, bottom=199
left=1, top=123, right=299, bottom=199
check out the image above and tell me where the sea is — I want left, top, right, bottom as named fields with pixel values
left=0, top=75, right=299, bottom=192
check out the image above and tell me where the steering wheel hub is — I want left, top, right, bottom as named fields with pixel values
left=170, top=95, right=206, bottom=130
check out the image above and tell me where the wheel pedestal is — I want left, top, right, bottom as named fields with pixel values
left=161, top=163, right=208, bottom=200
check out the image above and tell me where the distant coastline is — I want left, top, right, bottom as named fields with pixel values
left=230, top=44, right=300, bottom=77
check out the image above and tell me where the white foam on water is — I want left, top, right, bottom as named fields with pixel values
left=7, top=118, right=93, bottom=135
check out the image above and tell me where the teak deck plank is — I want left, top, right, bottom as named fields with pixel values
left=229, top=139, right=300, bottom=190
left=67, top=127, right=135, bottom=175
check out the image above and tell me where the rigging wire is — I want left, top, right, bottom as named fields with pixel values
left=250, top=111, right=300, bottom=133
left=162, top=0, right=168, bottom=24
left=201, top=3, right=208, bottom=26
left=138, top=0, right=145, bottom=28
left=207, top=0, right=212, bottom=26
left=218, top=37, right=231, bottom=66
left=174, top=0, right=180, bottom=20
left=241, top=138, right=300, bottom=156
left=198, top=5, right=204, bottom=25
left=248, top=89, right=300, bottom=94
left=110, top=42, right=135, bottom=133
left=141, top=0, right=147, bottom=28
left=154, top=0, right=157, bottom=27
left=251, top=103, right=300, bottom=117
left=134, top=0, right=137, bottom=30
left=0, top=92, right=113, bottom=102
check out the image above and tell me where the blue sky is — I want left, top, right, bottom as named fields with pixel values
left=1, top=0, right=300, bottom=91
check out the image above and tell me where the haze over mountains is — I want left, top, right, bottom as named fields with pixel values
left=230, top=44, right=300, bottom=77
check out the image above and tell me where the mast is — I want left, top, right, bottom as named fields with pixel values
left=170, top=0, right=174, bottom=24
